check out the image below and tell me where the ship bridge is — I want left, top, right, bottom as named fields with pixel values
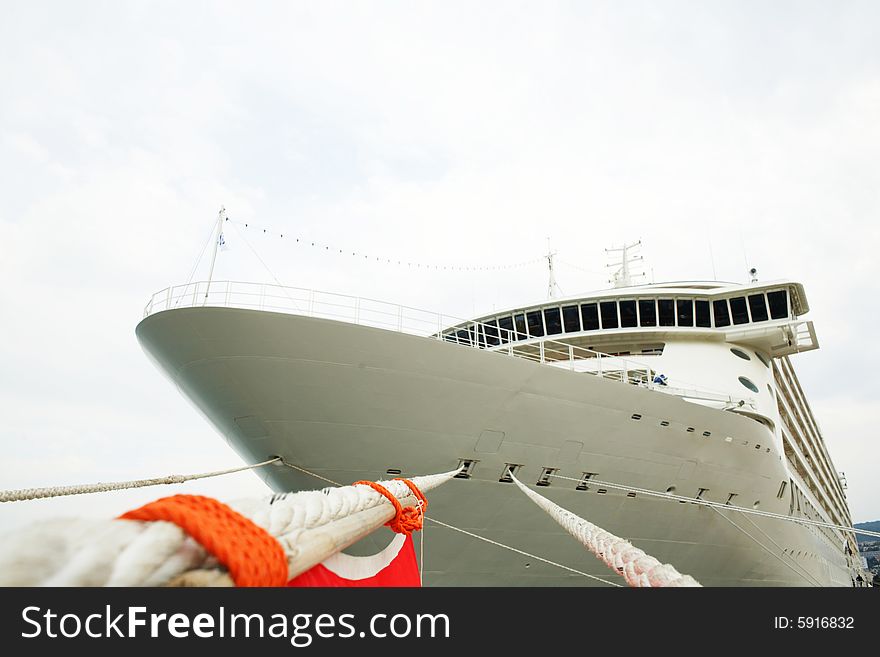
left=439, top=280, right=816, bottom=360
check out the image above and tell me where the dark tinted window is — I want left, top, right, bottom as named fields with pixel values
left=497, top=316, right=514, bottom=344
left=730, top=297, right=749, bottom=325
left=767, top=290, right=788, bottom=319
left=562, top=305, right=580, bottom=332
left=484, top=319, right=500, bottom=346
left=695, top=300, right=711, bottom=327
left=713, top=300, right=730, bottom=327
left=543, top=307, right=562, bottom=335
left=676, top=299, right=694, bottom=327
left=455, top=328, right=470, bottom=345
left=619, top=300, right=637, bottom=328
left=514, top=314, right=527, bottom=340
left=748, top=294, right=768, bottom=322
left=658, top=299, right=675, bottom=326
left=600, top=301, right=618, bottom=329
left=526, top=310, right=544, bottom=337
left=638, top=299, right=656, bottom=326
left=581, top=303, right=599, bottom=330
left=468, top=325, right=477, bottom=346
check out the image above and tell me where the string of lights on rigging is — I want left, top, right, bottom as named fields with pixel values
left=223, top=218, right=544, bottom=272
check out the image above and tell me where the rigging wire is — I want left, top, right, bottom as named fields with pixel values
left=226, top=218, right=543, bottom=272
left=547, top=472, right=880, bottom=540
left=228, top=221, right=306, bottom=313
left=184, top=218, right=220, bottom=284
left=710, top=506, right=823, bottom=587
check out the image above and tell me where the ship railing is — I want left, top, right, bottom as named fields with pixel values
left=142, top=280, right=737, bottom=401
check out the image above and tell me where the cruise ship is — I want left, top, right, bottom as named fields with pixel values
left=135, top=241, right=864, bottom=586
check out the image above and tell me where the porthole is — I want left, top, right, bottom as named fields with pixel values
left=665, top=486, right=676, bottom=494
left=767, top=384, right=774, bottom=398
left=755, top=351, right=771, bottom=368
left=730, top=347, right=751, bottom=361
left=738, top=376, right=759, bottom=393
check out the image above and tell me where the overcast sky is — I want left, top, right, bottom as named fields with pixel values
left=2, top=1, right=878, bottom=537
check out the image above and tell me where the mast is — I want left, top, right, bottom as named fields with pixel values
left=204, top=206, right=226, bottom=304
left=606, top=240, right=643, bottom=288
left=545, top=238, right=563, bottom=299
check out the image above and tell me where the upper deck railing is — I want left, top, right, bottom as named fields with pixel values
left=143, top=280, right=745, bottom=404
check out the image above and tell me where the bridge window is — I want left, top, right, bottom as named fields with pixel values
left=600, top=301, right=618, bottom=329
left=658, top=299, right=675, bottom=326
left=738, top=376, right=759, bottom=393
left=713, top=299, right=730, bottom=327
left=638, top=299, right=656, bottom=326
left=619, top=300, right=637, bottom=327
left=526, top=310, right=544, bottom=337
left=695, top=300, right=711, bottom=327
left=676, top=299, right=694, bottom=326
left=543, top=307, right=562, bottom=335
left=581, top=303, right=599, bottom=330
left=514, top=314, right=528, bottom=340
left=730, top=297, right=749, bottom=324
left=497, top=316, right=514, bottom=344
left=455, top=328, right=470, bottom=345
left=484, top=319, right=500, bottom=346
left=562, top=305, right=580, bottom=332
left=767, top=290, right=788, bottom=319
left=748, top=294, right=769, bottom=322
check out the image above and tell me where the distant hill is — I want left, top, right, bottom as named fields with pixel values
left=855, top=520, right=880, bottom=544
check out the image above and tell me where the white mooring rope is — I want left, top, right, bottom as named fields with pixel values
left=0, top=457, right=283, bottom=503
left=510, top=471, right=701, bottom=587
left=0, top=468, right=460, bottom=586
left=280, top=461, right=624, bottom=586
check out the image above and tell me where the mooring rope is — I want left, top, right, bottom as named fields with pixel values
left=0, top=457, right=282, bottom=503
left=280, top=461, right=622, bottom=586
left=510, top=471, right=701, bottom=587
left=0, top=468, right=458, bottom=586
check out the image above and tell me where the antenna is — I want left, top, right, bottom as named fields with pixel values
left=204, top=206, right=226, bottom=303
left=605, top=240, right=644, bottom=288
left=545, top=238, right=563, bottom=299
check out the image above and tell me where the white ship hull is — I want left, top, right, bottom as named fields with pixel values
left=136, top=306, right=854, bottom=586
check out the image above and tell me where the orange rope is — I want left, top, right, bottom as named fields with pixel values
left=119, top=495, right=288, bottom=587
left=352, top=478, right=428, bottom=535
